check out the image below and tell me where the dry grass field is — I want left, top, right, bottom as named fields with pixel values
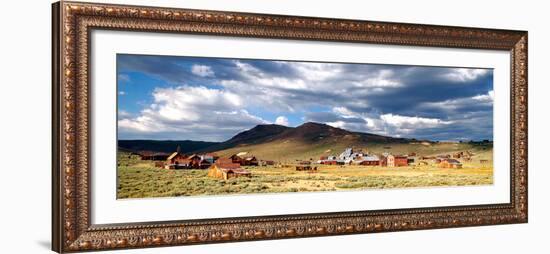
left=117, top=148, right=493, bottom=199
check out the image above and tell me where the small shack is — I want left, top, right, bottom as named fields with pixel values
left=439, top=159, right=463, bottom=169
left=320, top=160, right=340, bottom=165
left=262, top=160, right=275, bottom=166
left=295, top=165, right=317, bottom=171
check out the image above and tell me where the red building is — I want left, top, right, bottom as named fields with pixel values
left=386, top=155, right=408, bottom=167
left=359, top=160, right=380, bottom=166
left=165, top=151, right=189, bottom=169
left=230, top=154, right=259, bottom=166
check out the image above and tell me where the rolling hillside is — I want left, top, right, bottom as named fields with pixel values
left=193, top=124, right=291, bottom=152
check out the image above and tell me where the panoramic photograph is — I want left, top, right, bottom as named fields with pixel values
left=116, top=54, right=494, bottom=199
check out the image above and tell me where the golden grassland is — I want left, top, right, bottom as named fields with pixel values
left=117, top=148, right=493, bottom=199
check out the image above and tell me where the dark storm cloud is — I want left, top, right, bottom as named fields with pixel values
left=364, top=69, right=493, bottom=118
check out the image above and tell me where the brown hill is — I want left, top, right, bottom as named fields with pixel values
left=209, top=122, right=423, bottom=162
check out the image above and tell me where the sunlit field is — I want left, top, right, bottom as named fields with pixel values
left=117, top=151, right=493, bottom=199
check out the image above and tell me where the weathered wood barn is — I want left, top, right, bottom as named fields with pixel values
left=165, top=151, right=189, bottom=169
left=357, top=155, right=381, bottom=166
left=208, top=158, right=251, bottom=180
left=137, top=151, right=170, bottom=161
left=295, top=165, right=317, bottom=171
left=439, top=158, right=463, bottom=169
left=386, top=155, right=408, bottom=167
left=230, top=154, right=259, bottom=166
left=186, top=154, right=201, bottom=168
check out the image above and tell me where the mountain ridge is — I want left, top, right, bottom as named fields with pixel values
left=118, top=122, right=421, bottom=154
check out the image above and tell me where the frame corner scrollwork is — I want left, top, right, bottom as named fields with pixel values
left=52, top=1, right=528, bottom=252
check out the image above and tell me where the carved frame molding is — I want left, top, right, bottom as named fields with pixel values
left=52, top=1, right=528, bottom=252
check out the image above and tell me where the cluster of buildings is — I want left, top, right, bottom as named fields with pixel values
left=135, top=147, right=257, bottom=180
left=135, top=145, right=467, bottom=180
left=317, top=148, right=412, bottom=167
left=420, top=154, right=464, bottom=169
left=316, top=147, right=468, bottom=169
left=164, top=150, right=218, bottom=169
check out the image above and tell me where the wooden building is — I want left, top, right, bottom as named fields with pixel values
left=386, top=155, right=408, bottom=167
left=358, top=160, right=379, bottom=166
left=230, top=154, right=259, bottom=166
left=165, top=151, right=189, bottom=169
left=197, top=159, right=212, bottom=169
left=439, top=158, right=463, bottom=169
left=208, top=158, right=251, bottom=180
left=320, top=160, right=343, bottom=165
left=357, top=155, right=381, bottom=166
left=263, top=160, right=275, bottom=166
left=296, top=165, right=317, bottom=171
left=137, top=151, right=170, bottom=161
left=186, top=154, right=202, bottom=168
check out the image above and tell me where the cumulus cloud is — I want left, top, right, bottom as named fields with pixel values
left=380, top=114, right=451, bottom=127
left=118, top=86, right=267, bottom=141
left=442, top=68, right=490, bottom=82
left=305, top=107, right=455, bottom=139
left=418, top=90, right=494, bottom=115
left=191, top=64, right=215, bottom=77
left=351, top=69, right=402, bottom=88
left=275, top=116, right=289, bottom=126
left=472, top=90, right=494, bottom=101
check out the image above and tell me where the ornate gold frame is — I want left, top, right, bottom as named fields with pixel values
left=52, top=1, right=528, bottom=252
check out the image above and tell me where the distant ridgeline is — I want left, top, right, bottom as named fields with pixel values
left=118, top=122, right=421, bottom=155
left=118, top=140, right=219, bottom=154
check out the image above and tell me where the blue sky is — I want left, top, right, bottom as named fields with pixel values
left=117, top=54, right=493, bottom=142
